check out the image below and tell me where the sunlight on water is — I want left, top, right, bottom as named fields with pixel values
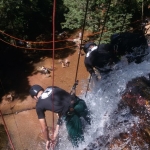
left=56, top=47, right=150, bottom=150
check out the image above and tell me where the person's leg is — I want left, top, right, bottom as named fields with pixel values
left=74, top=99, right=91, bottom=125
left=65, top=114, right=84, bottom=147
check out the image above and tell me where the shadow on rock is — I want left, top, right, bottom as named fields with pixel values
left=0, top=41, right=76, bottom=102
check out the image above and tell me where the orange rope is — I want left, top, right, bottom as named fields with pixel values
left=0, top=24, right=145, bottom=51
left=0, top=30, right=69, bottom=43
left=0, top=19, right=145, bottom=45
left=52, top=0, right=56, bottom=149
left=0, top=38, right=76, bottom=50
left=0, top=18, right=148, bottom=51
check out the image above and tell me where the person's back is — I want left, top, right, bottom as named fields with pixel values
left=84, top=44, right=112, bottom=74
left=29, top=84, right=91, bottom=148
left=36, top=86, right=72, bottom=119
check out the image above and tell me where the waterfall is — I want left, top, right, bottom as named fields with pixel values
left=57, top=47, right=150, bottom=150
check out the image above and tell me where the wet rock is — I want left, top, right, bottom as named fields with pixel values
left=84, top=76, right=150, bottom=149
left=122, top=76, right=150, bottom=121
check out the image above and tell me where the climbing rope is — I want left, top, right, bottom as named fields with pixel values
left=0, top=18, right=143, bottom=43
left=51, top=0, right=56, bottom=149
left=84, top=0, right=112, bottom=98
left=0, top=30, right=68, bottom=43
left=98, top=0, right=111, bottom=45
left=72, top=0, right=89, bottom=94
left=0, top=17, right=144, bottom=52
left=0, top=38, right=76, bottom=50
left=120, top=0, right=132, bottom=32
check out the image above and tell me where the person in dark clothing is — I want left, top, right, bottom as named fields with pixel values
left=83, top=42, right=114, bottom=78
left=29, top=85, right=91, bottom=150
left=83, top=31, right=148, bottom=77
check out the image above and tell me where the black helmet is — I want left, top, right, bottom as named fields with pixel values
left=83, top=42, right=96, bottom=53
left=29, top=85, right=44, bottom=98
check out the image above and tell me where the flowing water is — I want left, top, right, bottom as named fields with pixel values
left=56, top=47, right=150, bottom=150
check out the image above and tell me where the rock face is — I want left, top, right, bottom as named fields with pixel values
left=0, top=124, right=9, bottom=150
left=84, top=76, right=150, bottom=150
left=122, top=76, right=150, bottom=115
left=120, top=76, right=150, bottom=148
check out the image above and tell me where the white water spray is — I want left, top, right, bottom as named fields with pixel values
left=57, top=47, right=150, bottom=150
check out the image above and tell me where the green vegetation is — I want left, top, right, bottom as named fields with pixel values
left=0, top=0, right=149, bottom=42
left=62, top=0, right=150, bottom=43
left=0, top=0, right=65, bottom=40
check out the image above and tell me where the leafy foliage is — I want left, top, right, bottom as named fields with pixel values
left=0, top=0, right=149, bottom=42
left=62, top=0, right=150, bottom=43
left=0, top=0, right=65, bottom=40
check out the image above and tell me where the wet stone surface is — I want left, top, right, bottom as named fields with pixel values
left=84, top=76, right=150, bottom=150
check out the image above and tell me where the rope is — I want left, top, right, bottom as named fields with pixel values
left=73, top=0, right=89, bottom=93
left=0, top=24, right=143, bottom=51
left=120, top=0, right=131, bottom=31
left=0, top=18, right=142, bottom=44
left=52, top=0, right=56, bottom=149
left=98, top=0, right=111, bottom=45
left=0, top=30, right=69, bottom=43
left=84, top=0, right=112, bottom=98
left=0, top=38, right=76, bottom=50
left=0, top=18, right=144, bottom=51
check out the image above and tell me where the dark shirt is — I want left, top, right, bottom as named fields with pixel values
left=36, top=86, right=72, bottom=119
left=84, top=48, right=111, bottom=74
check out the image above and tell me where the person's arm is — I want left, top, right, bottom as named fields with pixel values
left=39, top=118, right=51, bottom=150
left=84, top=60, right=95, bottom=75
left=51, top=124, right=60, bottom=140
left=39, top=118, right=50, bottom=141
left=39, top=118, right=60, bottom=149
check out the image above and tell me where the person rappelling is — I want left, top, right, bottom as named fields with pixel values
left=29, top=83, right=91, bottom=150
left=82, top=31, right=148, bottom=79
left=83, top=42, right=114, bottom=79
